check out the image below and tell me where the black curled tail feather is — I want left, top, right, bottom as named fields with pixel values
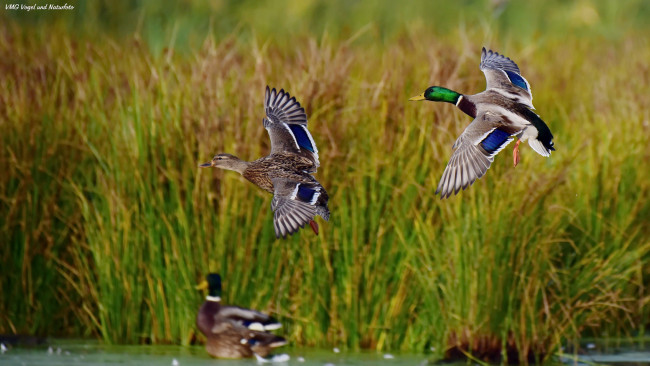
left=522, top=108, right=555, bottom=152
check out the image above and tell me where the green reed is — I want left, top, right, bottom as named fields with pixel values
left=1, top=7, right=649, bottom=363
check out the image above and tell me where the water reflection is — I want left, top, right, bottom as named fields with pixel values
left=0, top=340, right=649, bottom=366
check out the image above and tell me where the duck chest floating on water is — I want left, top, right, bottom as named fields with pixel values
left=196, top=273, right=287, bottom=359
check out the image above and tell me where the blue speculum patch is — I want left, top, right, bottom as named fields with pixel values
left=505, top=70, right=528, bottom=91
left=481, top=129, right=511, bottom=153
left=288, top=124, right=315, bottom=152
left=297, top=185, right=318, bottom=202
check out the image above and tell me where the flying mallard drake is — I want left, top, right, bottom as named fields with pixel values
left=200, top=86, right=330, bottom=238
left=410, top=47, right=555, bottom=199
left=196, top=273, right=287, bottom=359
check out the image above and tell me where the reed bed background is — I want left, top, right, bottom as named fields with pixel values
left=1, top=0, right=649, bottom=362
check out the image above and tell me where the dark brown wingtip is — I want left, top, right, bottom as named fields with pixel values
left=309, top=220, right=319, bottom=235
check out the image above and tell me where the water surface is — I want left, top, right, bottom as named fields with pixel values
left=2, top=340, right=650, bottom=366
left=0, top=341, right=427, bottom=366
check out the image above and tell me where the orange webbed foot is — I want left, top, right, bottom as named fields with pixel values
left=513, top=139, right=522, bottom=167
left=309, top=220, right=319, bottom=235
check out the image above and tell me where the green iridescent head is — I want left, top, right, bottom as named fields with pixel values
left=206, top=273, right=222, bottom=297
left=197, top=273, right=222, bottom=298
left=409, top=86, right=461, bottom=104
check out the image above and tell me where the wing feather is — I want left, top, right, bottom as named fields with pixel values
left=436, top=112, right=517, bottom=199
left=263, top=86, right=320, bottom=167
left=270, top=177, right=329, bottom=238
left=479, top=47, right=534, bottom=108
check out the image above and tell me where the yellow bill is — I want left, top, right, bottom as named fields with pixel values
left=196, top=280, right=209, bottom=290
left=409, top=93, right=425, bottom=101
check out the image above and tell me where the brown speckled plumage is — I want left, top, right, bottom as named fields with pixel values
left=200, top=87, right=329, bottom=238
left=241, top=153, right=316, bottom=193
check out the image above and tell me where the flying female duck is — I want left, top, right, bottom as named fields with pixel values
left=410, top=47, right=555, bottom=199
left=196, top=273, right=287, bottom=358
left=200, top=86, right=329, bottom=238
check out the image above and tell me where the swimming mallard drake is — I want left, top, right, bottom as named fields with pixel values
left=196, top=273, right=287, bottom=359
left=200, top=86, right=330, bottom=238
left=410, top=47, right=555, bottom=199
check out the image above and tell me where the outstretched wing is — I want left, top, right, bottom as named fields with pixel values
left=263, top=86, right=320, bottom=167
left=436, top=112, right=522, bottom=199
left=270, top=177, right=326, bottom=238
left=480, top=47, right=534, bottom=109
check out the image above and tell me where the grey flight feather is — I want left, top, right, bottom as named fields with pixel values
left=271, top=178, right=320, bottom=238
left=479, top=47, right=533, bottom=108
left=217, top=306, right=274, bottom=323
left=213, top=306, right=281, bottom=334
left=436, top=112, right=514, bottom=199
left=480, top=47, right=522, bottom=75
left=263, top=86, right=320, bottom=167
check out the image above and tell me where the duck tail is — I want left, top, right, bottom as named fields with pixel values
left=316, top=206, right=330, bottom=221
